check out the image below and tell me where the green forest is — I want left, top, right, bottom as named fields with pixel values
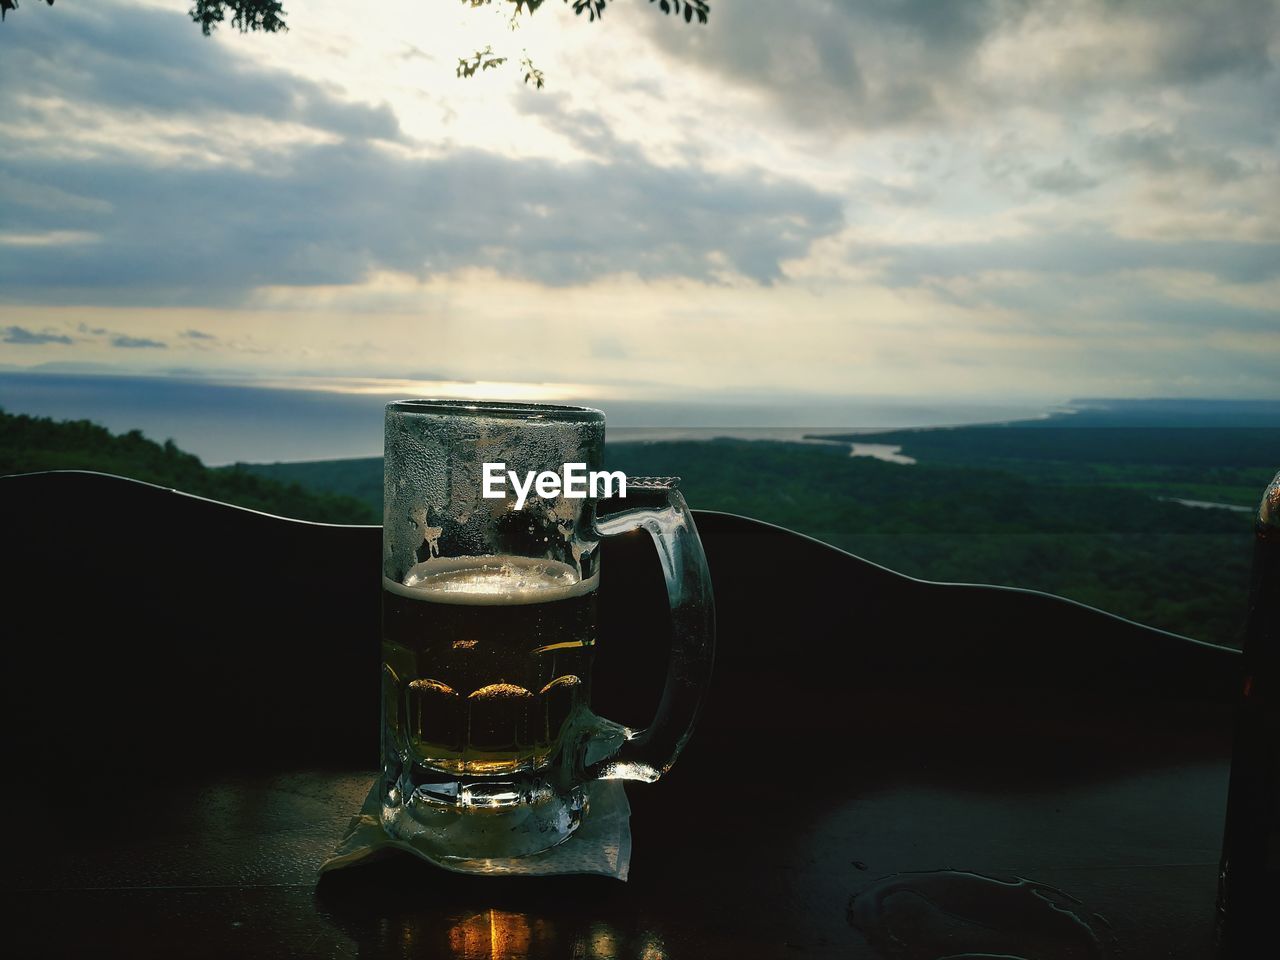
left=2, top=405, right=1273, bottom=649
left=607, top=439, right=1265, bottom=648
left=242, top=417, right=1274, bottom=648
left=0, top=409, right=374, bottom=524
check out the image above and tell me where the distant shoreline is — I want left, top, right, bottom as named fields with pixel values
left=3, top=371, right=1275, bottom=467
left=0, top=371, right=1056, bottom=466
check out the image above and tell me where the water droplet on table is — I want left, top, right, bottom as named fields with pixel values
left=847, top=869, right=1107, bottom=959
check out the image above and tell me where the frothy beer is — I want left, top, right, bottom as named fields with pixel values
left=381, top=556, right=597, bottom=777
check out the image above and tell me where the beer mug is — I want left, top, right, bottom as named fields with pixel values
left=381, top=400, right=715, bottom=859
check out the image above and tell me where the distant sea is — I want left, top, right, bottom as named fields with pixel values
left=0, top=372, right=1056, bottom=466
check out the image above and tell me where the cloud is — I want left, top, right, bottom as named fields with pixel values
left=516, top=93, right=635, bottom=161
left=109, top=334, right=167, bottom=349
left=868, top=230, right=1280, bottom=288
left=589, top=334, right=628, bottom=360
left=2, top=325, right=75, bottom=345
left=638, top=0, right=996, bottom=131
left=0, top=6, right=844, bottom=305
left=3, top=3, right=403, bottom=144
left=1120, top=297, right=1280, bottom=335
left=0, top=0, right=1274, bottom=403
left=399, top=43, right=434, bottom=63
left=1026, top=160, right=1099, bottom=195
left=957, top=277, right=1280, bottom=338
left=1098, top=126, right=1247, bottom=183
left=639, top=0, right=1279, bottom=132
left=0, top=136, right=844, bottom=303
left=67, top=322, right=170, bottom=348
left=1119, top=0, right=1277, bottom=85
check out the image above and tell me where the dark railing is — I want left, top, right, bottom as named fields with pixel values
left=1, top=470, right=1238, bottom=769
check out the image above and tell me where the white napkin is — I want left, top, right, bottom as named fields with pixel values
left=319, top=779, right=632, bottom=880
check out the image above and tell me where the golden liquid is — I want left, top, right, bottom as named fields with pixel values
left=381, top=557, right=596, bottom=776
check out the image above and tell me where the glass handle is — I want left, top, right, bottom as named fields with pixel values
left=587, top=478, right=716, bottom=782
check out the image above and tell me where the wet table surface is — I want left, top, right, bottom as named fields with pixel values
left=7, top=736, right=1233, bottom=958
left=1, top=472, right=1243, bottom=958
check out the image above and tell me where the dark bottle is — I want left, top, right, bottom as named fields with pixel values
left=1215, top=471, right=1280, bottom=956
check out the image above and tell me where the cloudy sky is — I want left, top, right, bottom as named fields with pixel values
left=1, top=0, right=1277, bottom=403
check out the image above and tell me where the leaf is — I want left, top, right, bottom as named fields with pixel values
left=187, top=2, right=287, bottom=36
left=1, top=0, right=56, bottom=22
left=457, top=45, right=507, bottom=79
left=451, top=0, right=708, bottom=87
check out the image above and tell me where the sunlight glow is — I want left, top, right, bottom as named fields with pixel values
left=0, top=230, right=101, bottom=247
left=235, top=376, right=608, bottom=402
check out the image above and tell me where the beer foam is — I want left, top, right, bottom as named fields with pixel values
left=384, top=555, right=598, bottom=606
